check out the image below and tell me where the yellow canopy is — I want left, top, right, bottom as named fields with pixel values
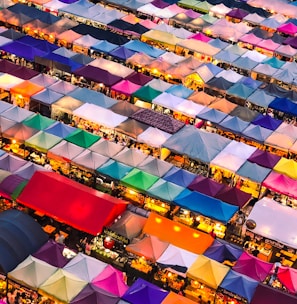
left=186, top=255, right=230, bottom=289
left=273, top=157, right=297, bottom=180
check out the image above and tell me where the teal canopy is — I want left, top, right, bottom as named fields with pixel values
left=96, top=159, right=132, bottom=180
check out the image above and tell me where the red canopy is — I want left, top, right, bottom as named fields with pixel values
left=17, top=171, right=127, bottom=235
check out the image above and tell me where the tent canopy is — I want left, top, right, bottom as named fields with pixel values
left=0, top=209, right=48, bottom=273
left=17, top=171, right=127, bottom=235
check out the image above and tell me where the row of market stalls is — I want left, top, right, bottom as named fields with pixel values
left=2, top=198, right=297, bottom=304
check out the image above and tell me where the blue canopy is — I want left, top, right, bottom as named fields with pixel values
left=219, top=270, right=258, bottom=303
left=162, top=166, right=196, bottom=187
left=163, top=125, right=231, bottom=163
left=214, top=50, right=239, bottom=64
left=0, top=209, right=48, bottom=273
left=17, top=36, right=59, bottom=53
left=174, top=190, right=238, bottom=224
left=239, top=77, right=261, bottom=89
left=247, top=90, right=275, bottom=108
left=109, top=45, right=136, bottom=61
left=251, top=114, right=282, bottom=131
left=124, top=40, right=165, bottom=58
left=96, top=159, right=133, bottom=180
left=91, top=40, right=119, bottom=54
left=242, top=124, right=273, bottom=143
left=146, top=179, right=185, bottom=202
left=263, top=56, right=285, bottom=69
left=232, top=56, right=259, bottom=70
left=69, top=87, right=117, bottom=108
left=196, top=108, right=228, bottom=124
left=204, top=239, right=243, bottom=263
left=1, top=41, right=47, bottom=62
left=269, top=97, right=297, bottom=116
left=165, top=84, right=194, bottom=99
left=31, top=88, right=64, bottom=106
left=122, top=278, right=169, bottom=304
left=44, top=121, right=76, bottom=138
left=219, top=115, right=250, bottom=134
left=227, top=83, right=255, bottom=99
left=235, top=161, right=271, bottom=183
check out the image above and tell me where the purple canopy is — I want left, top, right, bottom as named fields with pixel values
left=0, top=174, right=26, bottom=199
left=188, top=175, right=226, bottom=196
left=151, top=0, right=170, bottom=8
left=32, top=239, right=70, bottom=267
left=226, top=8, right=249, bottom=20
left=203, top=239, right=243, bottom=263
left=0, top=59, right=21, bottom=73
left=251, top=114, right=282, bottom=131
left=251, top=283, right=297, bottom=304
left=232, top=252, right=273, bottom=282
left=125, top=72, right=153, bottom=86
left=70, top=284, right=119, bottom=304
left=247, top=149, right=281, bottom=169
left=214, top=186, right=252, bottom=208
left=122, top=278, right=169, bottom=304
left=73, top=65, right=122, bottom=87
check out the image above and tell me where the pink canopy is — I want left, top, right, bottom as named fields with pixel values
left=262, top=171, right=297, bottom=199
left=277, top=22, right=297, bottom=36
left=239, top=33, right=263, bottom=46
left=232, top=252, right=273, bottom=282
left=256, top=39, right=280, bottom=51
left=91, top=265, right=129, bottom=297
left=111, top=80, right=141, bottom=96
left=277, top=267, right=297, bottom=293
left=189, top=32, right=212, bottom=42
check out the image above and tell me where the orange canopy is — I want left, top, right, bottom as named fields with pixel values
left=162, top=291, right=197, bottom=304
left=10, top=80, right=44, bottom=98
left=143, top=213, right=214, bottom=255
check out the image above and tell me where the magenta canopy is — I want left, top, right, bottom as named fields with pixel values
left=262, top=171, right=297, bottom=199
left=91, top=265, right=128, bottom=297
left=232, top=252, right=273, bottom=282
left=277, top=267, right=297, bottom=294
left=190, top=32, right=212, bottom=42
left=111, top=80, right=141, bottom=96
left=256, top=39, right=280, bottom=52
left=188, top=175, right=226, bottom=196
left=277, top=22, right=297, bottom=36
left=239, top=33, right=263, bottom=46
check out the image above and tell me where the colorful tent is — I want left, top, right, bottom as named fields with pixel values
left=137, top=127, right=172, bottom=148
left=63, top=253, right=107, bottom=282
left=273, top=158, right=297, bottom=180
left=0, top=153, right=27, bottom=172
left=89, top=265, right=127, bottom=298
left=214, top=186, right=252, bottom=208
left=17, top=171, right=127, bottom=235
left=235, top=161, right=271, bottom=183
left=186, top=255, right=230, bottom=289
left=32, top=239, right=70, bottom=268
left=188, top=175, right=226, bottom=197
left=122, top=278, right=169, bottom=304
left=8, top=255, right=57, bottom=290
left=25, top=131, right=62, bottom=153
left=115, top=118, right=149, bottom=139
left=44, top=121, right=76, bottom=139
left=96, top=159, right=133, bottom=181
left=65, top=129, right=100, bottom=149
left=10, top=80, right=44, bottom=98
left=232, top=252, right=273, bottom=282
left=0, top=106, right=34, bottom=123
left=163, top=167, right=196, bottom=187
left=245, top=197, right=297, bottom=250
left=113, top=147, right=148, bottom=167
left=143, top=213, right=213, bottom=254
left=247, top=149, right=281, bottom=169
left=70, top=283, right=120, bottom=304
left=72, top=150, right=109, bottom=171
left=3, top=122, right=39, bottom=143
left=22, top=113, right=55, bottom=131
left=203, top=239, right=243, bottom=264
left=251, top=283, right=297, bottom=304
left=174, top=190, right=238, bottom=224
left=89, top=139, right=124, bottom=158
left=120, top=168, right=159, bottom=192
left=137, top=156, right=173, bottom=178
left=219, top=270, right=258, bottom=303
left=277, top=267, right=297, bottom=294
left=0, top=209, right=48, bottom=273
left=108, top=210, right=147, bottom=241
left=38, top=268, right=87, bottom=303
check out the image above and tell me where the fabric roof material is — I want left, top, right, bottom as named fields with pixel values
left=17, top=171, right=127, bottom=235
left=186, top=255, right=230, bottom=289
left=0, top=209, right=48, bottom=273
left=163, top=167, right=196, bottom=188
left=96, top=159, right=132, bottom=181
left=232, top=252, right=273, bottom=282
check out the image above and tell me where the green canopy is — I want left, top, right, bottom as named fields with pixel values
left=11, top=180, right=28, bottom=200
left=96, top=159, right=133, bottom=180
left=65, top=129, right=100, bottom=148
left=25, top=131, right=62, bottom=153
left=22, top=113, right=56, bottom=131
left=132, top=86, right=162, bottom=104
left=120, top=168, right=159, bottom=192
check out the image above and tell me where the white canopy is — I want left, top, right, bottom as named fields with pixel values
left=137, top=126, right=171, bottom=148
left=73, top=103, right=127, bottom=128
left=152, top=92, right=184, bottom=111
left=246, top=197, right=297, bottom=249
left=210, top=150, right=246, bottom=172
left=0, top=73, right=24, bottom=90
left=173, top=99, right=205, bottom=118
left=221, top=140, right=257, bottom=159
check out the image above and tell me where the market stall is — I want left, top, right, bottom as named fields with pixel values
left=185, top=255, right=230, bottom=303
